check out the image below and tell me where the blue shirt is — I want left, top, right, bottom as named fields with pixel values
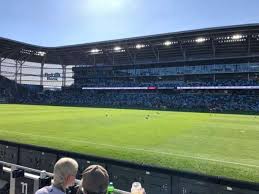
left=35, top=185, right=65, bottom=194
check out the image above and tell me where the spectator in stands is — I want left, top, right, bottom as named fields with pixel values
left=77, top=165, right=109, bottom=194
left=35, top=157, right=78, bottom=194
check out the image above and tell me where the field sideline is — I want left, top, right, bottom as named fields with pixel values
left=0, top=104, right=259, bottom=182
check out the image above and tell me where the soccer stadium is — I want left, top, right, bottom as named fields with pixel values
left=1, top=23, right=259, bottom=194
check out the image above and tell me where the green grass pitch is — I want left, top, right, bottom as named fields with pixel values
left=0, top=104, right=259, bottom=182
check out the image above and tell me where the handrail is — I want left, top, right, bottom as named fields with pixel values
left=0, top=160, right=131, bottom=194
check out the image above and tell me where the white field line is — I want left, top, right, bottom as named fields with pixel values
left=1, top=130, right=259, bottom=169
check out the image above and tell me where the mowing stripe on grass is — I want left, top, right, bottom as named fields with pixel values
left=0, top=129, right=259, bottom=169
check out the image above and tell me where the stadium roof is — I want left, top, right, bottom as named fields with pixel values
left=1, top=23, right=259, bottom=66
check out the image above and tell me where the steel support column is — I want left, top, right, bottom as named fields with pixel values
left=179, top=41, right=186, bottom=61
left=40, top=61, right=44, bottom=86
left=248, top=34, right=251, bottom=55
left=149, top=42, right=159, bottom=62
left=0, top=56, right=2, bottom=76
left=15, top=60, right=18, bottom=83
left=212, top=38, right=216, bottom=58
left=93, top=55, right=96, bottom=66
left=19, top=63, right=22, bottom=84
left=62, top=65, right=66, bottom=87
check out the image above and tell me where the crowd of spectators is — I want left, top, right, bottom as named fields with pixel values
left=81, top=79, right=259, bottom=88
left=0, top=75, right=32, bottom=102
left=34, top=90, right=259, bottom=113
left=2, top=74, right=259, bottom=113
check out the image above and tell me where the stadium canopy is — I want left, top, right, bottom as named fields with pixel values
left=0, top=24, right=259, bottom=66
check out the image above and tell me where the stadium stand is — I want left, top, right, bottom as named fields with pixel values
left=28, top=90, right=258, bottom=112
left=1, top=24, right=259, bottom=193
left=0, top=75, right=39, bottom=104
left=1, top=24, right=259, bottom=112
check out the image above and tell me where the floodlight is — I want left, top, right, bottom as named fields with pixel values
left=136, top=44, right=145, bottom=49
left=90, top=49, right=100, bottom=53
left=114, top=46, right=122, bottom=51
left=37, top=51, right=46, bottom=56
left=232, top=34, right=242, bottom=40
left=195, top=38, right=206, bottom=43
left=164, top=41, right=172, bottom=46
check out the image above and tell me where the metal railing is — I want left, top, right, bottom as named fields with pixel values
left=0, top=160, right=131, bottom=194
left=1, top=140, right=259, bottom=194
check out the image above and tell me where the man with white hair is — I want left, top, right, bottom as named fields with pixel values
left=35, top=157, right=78, bottom=194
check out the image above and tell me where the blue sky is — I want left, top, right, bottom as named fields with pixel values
left=0, top=0, right=259, bottom=46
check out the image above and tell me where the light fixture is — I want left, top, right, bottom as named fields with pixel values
left=232, top=34, right=242, bottom=40
left=164, top=41, right=172, bottom=46
left=90, top=49, right=101, bottom=53
left=114, top=46, right=122, bottom=51
left=136, top=44, right=145, bottom=49
left=195, top=37, right=206, bottom=43
left=37, top=51, right=46, bottom=56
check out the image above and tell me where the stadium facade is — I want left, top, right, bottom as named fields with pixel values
left=0, top=24, right=259, bottom=112
left=1, top=24, right=259, bottom=194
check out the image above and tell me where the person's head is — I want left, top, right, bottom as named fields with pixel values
left=80, top=165, right=109, bottom=194
left=53, top=157, right=78, bottom=190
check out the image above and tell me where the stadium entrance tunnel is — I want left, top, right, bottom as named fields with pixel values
left=0, top=140, right=259, bottom=194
